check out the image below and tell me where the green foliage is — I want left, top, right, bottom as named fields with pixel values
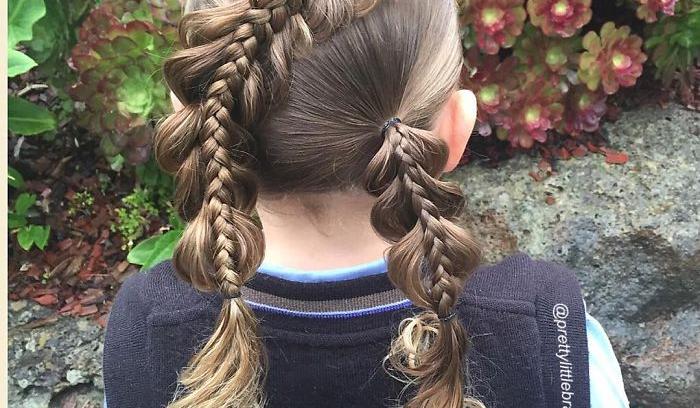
left=8, top=0, right=46, bottom=77
left=110, top=187, right=159, bottom=249
left=67, top=190, right=95, bottom=217
left=27, top=0, right=94, bottom=67
left=135, top=158, right=175, bottom=206
left=10, top=192, right=36, bottom=229
left=645, top=7, right=700, bottom=107
left=9, top=192, right=51, bottom=251
left=8, top=0, right=58, bottom=137
left=17, top=225, right=51, bottom=251
left=8, top=50, right=38, bottom=78
left=67, top=1, right=181, bottom=166
left=8, top=166, right=25, bottom=190
left=127, top=229, right=182, bottom=270
left=8, top=96, right=57, bottom=135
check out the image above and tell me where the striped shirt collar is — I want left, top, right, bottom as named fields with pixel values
left=243, top=258, right=414, bottom=318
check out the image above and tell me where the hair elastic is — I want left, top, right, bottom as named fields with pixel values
left=438, top=311, right=457, bottom=322
left=222, top=291, right=242, bottom=300
left=381, top=117, right=402, bottom=137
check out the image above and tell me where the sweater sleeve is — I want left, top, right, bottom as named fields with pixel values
left=586, top=313, right=630, bottom=407
left=103, top=272, right=152, bottom=408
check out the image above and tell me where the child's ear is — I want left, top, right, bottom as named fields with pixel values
left=434, top=89, right=477, bottom=172
left=170, top=90, right=185, bottom=112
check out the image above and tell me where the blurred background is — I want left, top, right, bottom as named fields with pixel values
left=7, top=0, right=699, bottom=407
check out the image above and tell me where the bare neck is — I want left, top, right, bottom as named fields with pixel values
left=256, top=190, right=390, bottom=270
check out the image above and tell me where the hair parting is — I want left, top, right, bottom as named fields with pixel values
left=156, top=1, right=485, bottom=407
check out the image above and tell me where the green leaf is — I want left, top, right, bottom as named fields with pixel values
left=31, top=225, right=51, bottom=250
left=8, top=166, right=25, bottom=189
left=8, top=49, right=37, bottom=77
left=8, top=213, right=27, bottom=229
left=8, top=0, right=46, bottom=47
left=16, top=226, right=35, bottom=251
left=128, top=229, right=183, bottom=270
left=15, top=225, right=50, bottom=251
left=14, top=193, right=36, bottom=215
left=27, top=0, right=70, bottom=65
left=8, top=96, right=57, bottom=135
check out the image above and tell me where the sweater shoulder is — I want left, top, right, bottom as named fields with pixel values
left=466, top=251, right=583, bottom=304
left=112, top=260, right=218, bottom=320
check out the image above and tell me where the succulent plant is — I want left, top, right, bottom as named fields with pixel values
left=463, top=49, right=520, bottom=121
left=465, top=0, right=527, bottom=54
left=68, top=3, right=178, bottom=165
left=636, top=0, right=677, bottom=23
left=560, top=86, right=608, bottom=135
left=578, top=22, right=647, bottom=94
left=527, top=0, right=593, bottom=38
left=498, top=80, right=565, bottom=148
left=514, top=24, right=582, bottom=74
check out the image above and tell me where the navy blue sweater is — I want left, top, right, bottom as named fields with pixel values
left=103, top=252, right=589, bottom=407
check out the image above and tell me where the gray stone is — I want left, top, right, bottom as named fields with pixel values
left=452, top=103, right=699, bottom=407
left=8, top=301, right=104, bottom=408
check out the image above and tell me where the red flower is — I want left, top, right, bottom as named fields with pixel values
left=527, top=0, right=593, bottom=38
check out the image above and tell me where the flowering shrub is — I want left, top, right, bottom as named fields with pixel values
left=68, top=0, right=180, bottom=167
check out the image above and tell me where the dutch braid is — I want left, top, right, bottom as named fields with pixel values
left=156, top=2, right=310, bottom=407
left=365, top=122, right=483, bottom=408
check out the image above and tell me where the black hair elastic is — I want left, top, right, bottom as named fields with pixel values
left=222, top=291, right=242, bottom=300
left=438, top=311, right=457, bottom=322
left=381, top=117, right=402, bottom=137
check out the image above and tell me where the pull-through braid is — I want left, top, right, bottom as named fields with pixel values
left=155, top=2, right=312, bottom=408
left=365, top=122, right=483, bottom=408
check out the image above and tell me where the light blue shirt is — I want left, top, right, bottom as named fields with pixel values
left=104, top=259, right=630, bottom=407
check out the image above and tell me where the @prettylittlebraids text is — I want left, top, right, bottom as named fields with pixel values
left=553, top=303, right=575, bottom=407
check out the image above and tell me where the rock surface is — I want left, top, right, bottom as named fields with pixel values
left=7, top=104, right=698, bottom=407
left=8, top=300, right=104, bottom=408
left=453, top=103, right=699, bottom=407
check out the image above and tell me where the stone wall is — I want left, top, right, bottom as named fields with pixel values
left=453, top=104, right=699, bottom=407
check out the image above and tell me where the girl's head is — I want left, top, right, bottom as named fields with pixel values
left=156, top=0, right=481, bottom=407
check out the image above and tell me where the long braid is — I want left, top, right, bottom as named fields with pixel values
left=365, top=122, right=483, bottom=408
left=156, top=2, right=312, bottom=407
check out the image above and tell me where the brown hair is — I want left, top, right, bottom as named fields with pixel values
left=154, top=0, right=482, bottom=407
